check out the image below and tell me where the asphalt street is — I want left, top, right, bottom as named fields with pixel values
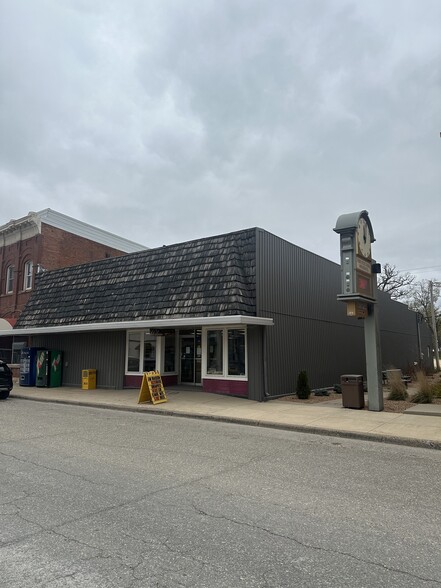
left=0, top=398, right=440, bottom=588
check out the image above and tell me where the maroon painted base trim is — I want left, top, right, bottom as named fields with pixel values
left=202, top=379, right=248, bottom=398
left=124, top=374, right=178, bottom=388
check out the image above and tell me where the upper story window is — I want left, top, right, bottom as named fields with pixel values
left=23, top=261, right=33, bottom=291
left=6, top=266, right=14, bottom=294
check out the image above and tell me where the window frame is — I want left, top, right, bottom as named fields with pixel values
left=5, top=266, right=14, bottom=294
left=163, top=332, right=178, bottom=374
left=142, top=334, right=157, bottom=373
left=126, top=331, right=143, bottom=374
left=125, top=330, right=178, bottom=376
left=23, top=260, right=33, bottom=291
left=206, top=329, right=224, bottom=375
left=202, top=326, right=247, bottom=381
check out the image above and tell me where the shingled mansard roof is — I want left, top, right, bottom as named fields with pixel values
left=15, top=228, right=257, bottom=329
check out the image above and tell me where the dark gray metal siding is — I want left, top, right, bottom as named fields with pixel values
left=246, top=325, right=265, bottom=401
left=255, top=229, right=430, bottom=396
left=378, top=295, right=433, bottom=370
left=31, top=331, right=126, bottom=389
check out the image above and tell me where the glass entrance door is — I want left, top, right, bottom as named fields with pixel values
left=180, top=330, right=201, bottom=384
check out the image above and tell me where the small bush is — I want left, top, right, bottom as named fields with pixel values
left=387, top=371, right=408, bottom=401
left=387, top=387, right=409, bottom=401
left=411, top=389, right=433, bottom=404
left=431, top=382, right=441, bottom=399
left=296, top=370, right=311, bottom=399
left=410, top=371, right=433, bottom=404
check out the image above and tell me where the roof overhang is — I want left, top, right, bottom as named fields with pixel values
left=0, top=315, right=274, bottom=337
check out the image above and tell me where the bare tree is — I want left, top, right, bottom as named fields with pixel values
left=407, top=280, right=440, bottom=338
left=377, top=263, right=415, bottom=300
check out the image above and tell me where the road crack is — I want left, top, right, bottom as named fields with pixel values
left=191, top=504, right=441, bottom=586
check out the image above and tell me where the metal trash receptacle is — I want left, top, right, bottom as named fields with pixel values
left=82, top=369, right=97, bottom=390
left=340, top=374, right=364, bottom=409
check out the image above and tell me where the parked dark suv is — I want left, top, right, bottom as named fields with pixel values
left=0, top=360, right=13, bottom=400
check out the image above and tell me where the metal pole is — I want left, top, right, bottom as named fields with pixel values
left=416, top=313, right=423, bottom=369
left=429, top=280, right=440, bottom=371
left=364, top=269, right=383, bottom=411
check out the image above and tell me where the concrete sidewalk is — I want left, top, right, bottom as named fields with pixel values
left=9, top=385, right=441, bottom=450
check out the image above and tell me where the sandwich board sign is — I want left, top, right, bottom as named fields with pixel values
left=138, top=371, right=168, bottom=405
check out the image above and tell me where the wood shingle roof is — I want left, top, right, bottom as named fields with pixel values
left=15, top=228, right=257, bottom=328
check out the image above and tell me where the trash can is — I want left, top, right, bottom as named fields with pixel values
left=82, top=369, right=97, bottom=390
left=340, top=374, right=364, bottom=409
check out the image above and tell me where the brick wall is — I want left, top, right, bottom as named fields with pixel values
left=40, top=224, right=126, bottom=269
left=0, top=224, right=127, bottom=320
left=0, top=234, right=40, bottom=320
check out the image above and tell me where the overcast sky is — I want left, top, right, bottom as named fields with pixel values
left=1, top=0, right=440, bottom=282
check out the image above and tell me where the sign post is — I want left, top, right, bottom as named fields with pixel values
left=334, top=210, right=383, bottom=411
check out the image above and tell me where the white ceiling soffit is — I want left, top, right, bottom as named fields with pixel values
left=0, top=315, right=274, bottom=337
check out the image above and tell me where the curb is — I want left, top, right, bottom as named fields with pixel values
left=9, top=394, right=441, bottom=451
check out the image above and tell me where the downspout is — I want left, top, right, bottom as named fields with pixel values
left=263, top=325, right=269, bottom=400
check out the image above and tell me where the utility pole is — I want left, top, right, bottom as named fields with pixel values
left=429, top=280, right=440, bottom=371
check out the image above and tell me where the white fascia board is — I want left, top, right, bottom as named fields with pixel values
left=1, top=315, right=274, bottom=337
left=36, top=209, right=148, bottom=253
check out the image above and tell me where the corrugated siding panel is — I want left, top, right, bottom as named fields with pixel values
left=256, top=229, right=430, bottom=395
left=247, top=325, right=264, bottom=401
left=31, top=331, right=125, bottom=389
left=377, top=294, right=433, bottom=369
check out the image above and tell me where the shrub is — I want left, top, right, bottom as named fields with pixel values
left=432, top=382, right=441, bottom=399
left=296, top=370, right=311, bottom=399
left=411, top=389, right=433, bottom=404
left=410, top=371, right=433, bottom=404
left=386, top=370, right=408, bottom=401
left=387, top=387, right=409, bottom=401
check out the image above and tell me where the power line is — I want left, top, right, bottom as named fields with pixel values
left=398, top=265, right=441, bottom=272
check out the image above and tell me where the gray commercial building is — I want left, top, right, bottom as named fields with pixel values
left=6, top=228, right=432, bottom=400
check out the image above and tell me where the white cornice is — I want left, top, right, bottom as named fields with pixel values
left=0, top=209, right=147, bottom=253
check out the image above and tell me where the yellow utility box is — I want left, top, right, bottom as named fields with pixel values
left=82, top=369, right=97, bottom=390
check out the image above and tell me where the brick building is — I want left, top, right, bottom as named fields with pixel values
left=0, top=209, right=146, bottom=362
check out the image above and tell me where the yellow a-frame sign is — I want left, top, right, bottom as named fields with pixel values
left=138, top=371, right=168, bottom=405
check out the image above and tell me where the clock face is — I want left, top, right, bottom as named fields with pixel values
left=356, top=218, right=371, bottom=258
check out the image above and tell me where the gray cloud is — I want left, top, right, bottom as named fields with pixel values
left=1, top=0, right=440, bottom=280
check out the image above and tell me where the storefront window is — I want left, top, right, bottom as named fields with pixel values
left=127, top=332, right=141, bottom=372
left=207, top=330, right=223, bottom=374
left=164, top=333, right=176, bottom=373
left=143, top=335, right=156, bottom=372
left=228, top=329, right=246, bottom=376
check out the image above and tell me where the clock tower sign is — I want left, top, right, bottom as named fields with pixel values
left=334, top=210, right=377, bottom=315
left=333, top=210, right=383, bottom=411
